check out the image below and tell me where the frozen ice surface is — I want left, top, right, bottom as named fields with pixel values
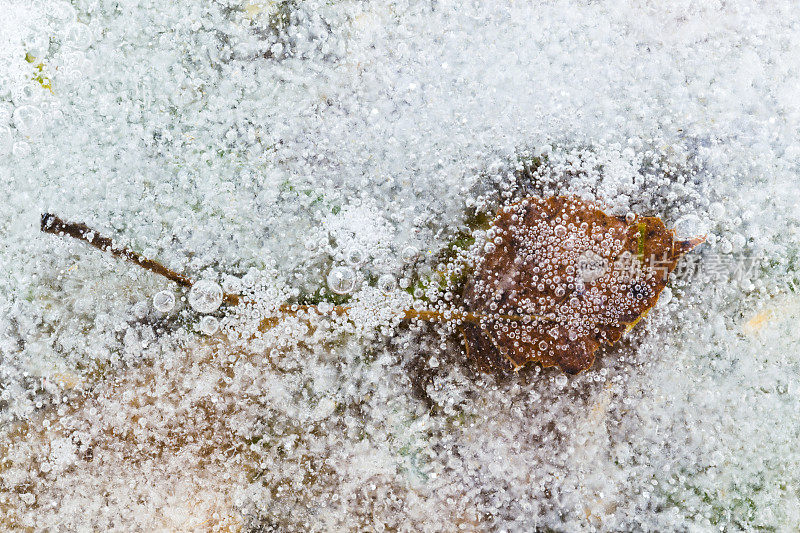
left=1, top=0, right=800, bottom=530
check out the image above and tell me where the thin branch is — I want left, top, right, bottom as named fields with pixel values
left=40, top=213, right=240, bottom=305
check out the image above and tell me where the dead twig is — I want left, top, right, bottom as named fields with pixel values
left=40, top=213, right=240, bottom=305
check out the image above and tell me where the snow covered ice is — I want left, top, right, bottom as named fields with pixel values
left=1, top=0, right=800, bottom=531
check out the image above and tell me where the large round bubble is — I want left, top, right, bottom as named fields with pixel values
left=188, top=279, right=223, bottom=314
left=326, top=266, right=356, bottom=295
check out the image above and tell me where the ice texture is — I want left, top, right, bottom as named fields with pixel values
left=1, top=0, right=800, bottom=531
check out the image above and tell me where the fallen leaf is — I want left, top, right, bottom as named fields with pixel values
left=462, top=196, right=704, bottom=374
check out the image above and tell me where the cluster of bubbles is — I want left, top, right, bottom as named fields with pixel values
left=462, top=197, right=674, bottom=372
left=0, top=0, right=96, bottom=161
left=153, top=281, right=221, bottom=336
left=0, top=103, right=45, bottom=158
left=45, top=1, right=92, bottom=51
left=322, top=242, right=417, bottom=297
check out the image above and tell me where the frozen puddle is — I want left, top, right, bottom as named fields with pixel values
left=1, top=0, right=799, bottom=530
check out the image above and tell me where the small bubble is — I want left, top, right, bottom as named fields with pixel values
left=49, top=1, right=77, bottom=25
left=221, top=275, right=241, bottom=294
left=657, top=287, right=672, bottom=307
left=153, top=290, right=175, bottom=312
left=132, top=301, right=148, bottom=319
left=0, top=103, right=13, bottom=125
left=327, top=266, right=356, bottom=295
left=625, top=212, right=636, bottom=224
left=346, top=246, right=365, bottom=266
left=401, top=246, right=418, bottom=263
left=555, top=375, right=568, bottom=388
left=538, top=340, right=548, bottom=351
left=554, top=224, right=567, bottom=238
left=673, top=214, right=708, bottom=239
left=23, top=32, right=49, bottom=59
left=198, top=315, right=219, bottom=335
left=188, top=279, right=223, bottom=313
left=484, top=242, right=496, bottom=253
left=12, top=141, right=31, bottom=157
left=730, top=233, right=746, bottom=251
left=13, top=105, right=44, bottom=137
left=63, top=23, right=93, bottom=50
left=377, top=274, right=396, bottom=293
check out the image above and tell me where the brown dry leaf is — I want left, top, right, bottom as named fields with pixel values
left=461, top=196, right=704, bottom=374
